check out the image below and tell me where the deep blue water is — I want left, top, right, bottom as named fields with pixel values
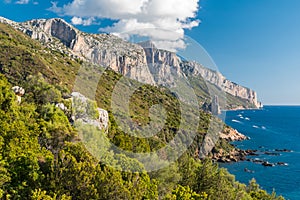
left=220, top=106, right=300, bottom=200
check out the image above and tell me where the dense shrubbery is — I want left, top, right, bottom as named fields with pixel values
left=0, top=74, right=284, bottom=199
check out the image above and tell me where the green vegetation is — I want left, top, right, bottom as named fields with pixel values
left=0, top=22, right=284, bottom=199
left=0, top=23, right=80, bottom=89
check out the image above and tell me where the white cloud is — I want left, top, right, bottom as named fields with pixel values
left=49, top=0, right=200, bottom=51
left=48, top=1, right=62, bottom=14
left=71, top=16, right=95, bottom=26
left=15, top=0, right=29, bottom=4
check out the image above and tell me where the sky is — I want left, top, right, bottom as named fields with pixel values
left=1, top=0, right=300, bottom=105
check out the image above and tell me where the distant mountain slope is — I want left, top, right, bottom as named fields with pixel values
left=0, top=16, right=262, bottom=109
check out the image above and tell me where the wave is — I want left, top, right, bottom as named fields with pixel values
left=232, top=119, right=243, bottom=124
left=245, top=117, right=250, bottom=121
left=252, top=125, right=259, bottom=129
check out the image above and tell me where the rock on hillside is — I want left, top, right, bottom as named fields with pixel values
left=71, top=92, right=109, bottom=130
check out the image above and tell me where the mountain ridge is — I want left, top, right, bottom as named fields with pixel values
left=0, top=16, right=262, bottom=109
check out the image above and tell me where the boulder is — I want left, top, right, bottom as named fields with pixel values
left=55, top=103, right=67, bottom=111
left=12, top=86, right=25, bottom=104
left=97, top=108, right=109, bottom=130
left=12, top=86, right=25, bottom=96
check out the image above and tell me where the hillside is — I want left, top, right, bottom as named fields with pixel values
left=0, top=21, right=283, bottom=199
left=0, top=20, right=219, bottom=164
left=0, top=16, right=262, bottom=110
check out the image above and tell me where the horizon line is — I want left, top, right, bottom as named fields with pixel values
left=263, top=104, right=300, bottom=106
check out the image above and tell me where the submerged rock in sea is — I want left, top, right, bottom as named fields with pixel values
left=264, top=152, right=281, bottom=156
left=262, top=161, right=275, bottom=167
left=275, top=149, right=292, bottom=152
left=244, top=168, right=255, bottom=173
left=277, top=162, right=288, bottom=166
left=251, top=158, right=264, bottom=164
left=245, top=149, right=259, bottom=156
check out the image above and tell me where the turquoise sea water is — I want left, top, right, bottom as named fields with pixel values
left=221, top=106, right=300, bottom=200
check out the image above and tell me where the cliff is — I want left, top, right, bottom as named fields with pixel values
left=183, top=61, right=262, bottom=108
left=0, top=16, right=262, bottom=109
left=139, top=40, right=182, bottom=87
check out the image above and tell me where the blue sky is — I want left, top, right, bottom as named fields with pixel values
left=1, top=0, right=300, bottom=105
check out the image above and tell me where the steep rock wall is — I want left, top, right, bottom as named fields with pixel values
left=184, top=62, right=262, bottom=108
left=0, top=16, right=261, bottom=108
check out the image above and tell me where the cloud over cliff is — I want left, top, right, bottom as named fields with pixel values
left=71, top=16, right=95, bottom=26
left=49, top=0, right=200, bottom=51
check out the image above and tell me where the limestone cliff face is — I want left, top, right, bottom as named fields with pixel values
left=69, top=33, right=154, bottom=84
left=183, top=62, right=262, bottom=108
left=139, top=41, right=182, bottom=87
left=139, top=42, right=261, bottom=108
left=22, top=18, right=77, bottom=48
left=0, top=17, right=154, bottom=84
left=0, top=16, right=261, bottom=108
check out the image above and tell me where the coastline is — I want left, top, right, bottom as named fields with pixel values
left=212, top=126, right=290, bottom=166
left=209, top=127, right=250, bottom=163
left=212, top=104, right=265, bottom=163
left=217, top=106, right=299, bottom=199
left=222, top=106, right=264, bottom=112
left=219, top=127, right=250, bottom=142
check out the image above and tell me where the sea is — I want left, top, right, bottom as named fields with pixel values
left=220, top=106, right=300, bottom=200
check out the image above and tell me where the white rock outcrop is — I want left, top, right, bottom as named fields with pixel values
left=55, top=103, right=67, bottom=111
left=71, top=92, right=108, bottom=130
left=12, top=86, right=25, bottom=104
left=97, top=108, right=109, bottom=130
left=12, top=86, right=25, bottom=96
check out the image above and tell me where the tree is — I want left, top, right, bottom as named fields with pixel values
left=167, top=185, right=207, bottom=200
left=0, top=75, right=49, bottom=198
left=24, top=74, right=62, bottom=106
left=247, top=179, right=284, bottom=200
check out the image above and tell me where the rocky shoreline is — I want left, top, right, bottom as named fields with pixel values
left=219, top=127, right=250, bottom=142
left=212, top=148, right=256, bottom=163
left=212, top=127, right=292, bottom=167
left=210, top=127, right=250, bottom=162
